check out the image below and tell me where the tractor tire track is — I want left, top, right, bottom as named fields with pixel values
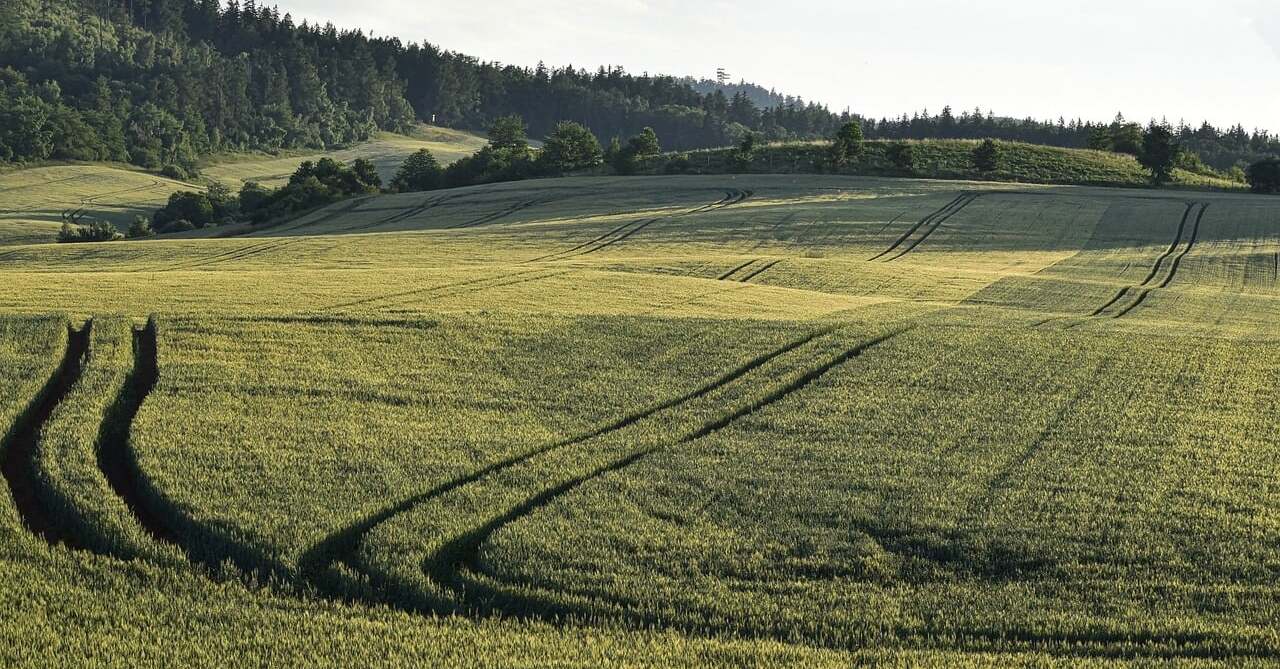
left=167, top=240, right=303, bottom=271
left=275, top=196, right=376, bottom=234
left=433, top=329, right=908, bottom=616
left=383, top=270, right=570, bottom=307
left=717, top=259, right=759, bottom=281
left=448, top=198, right=543, bottom=230
left=1111, top=289, right=1153, bottom=319
left=1090, top=287, right=1131, bottom=317
left=737, top=259, right=782, bottom=283
left=344, top=194, right=461, bottom=233
left=155, top=241, right=279, bottom=272
left=868, top=194, right=968, bottom=261
left=1159, top=203, right=1209, bottom=289
left=95, top=322, right=180, bottom=546
left=1136, top=203, right=1195, bottom=287
left=883, top=194, right=978, bottom=262
left=299, top=328, right=831, bottom=603
left=80, top=180, right=164, bottom=207
left=563, top=190, right=749, bottom=260
left=1089, top=202, right=1206, bottom=319
left=317, top=268, right=550, bottom=312
left=1, top=323, right=89, bottom=547
left=523, top=219, right=651, bottom=264
left=532, top=189, right=752, bottom=263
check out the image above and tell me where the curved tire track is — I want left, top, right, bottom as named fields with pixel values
left=300, top=327, right=833, bottom=605
left=1089, top=202, right=1206, bottom=319
left=1158, top=203, right=1209, bottom=289
left=433, top=329, right=908, bottom=616
left=95, top=321, right=180, bottom=546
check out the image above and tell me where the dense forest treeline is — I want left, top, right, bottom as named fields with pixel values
left=1, top=0, right=1276, bottom=176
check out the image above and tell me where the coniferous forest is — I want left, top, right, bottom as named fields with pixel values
left=1, top=0, right=1277, bottom=175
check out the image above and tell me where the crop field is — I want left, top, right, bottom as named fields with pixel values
left=1, top=173, right=1279, bottom=666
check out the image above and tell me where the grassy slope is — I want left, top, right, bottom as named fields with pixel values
left=0, top=165, right=199, bottom=246
left=0, top=175, right=1278, bottom=665
left=198, top=126, right=488, bottom=189
left=0, top=126, right=486, bottom=247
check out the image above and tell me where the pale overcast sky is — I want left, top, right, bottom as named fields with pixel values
left=274, top=0, right=1279, bottom=131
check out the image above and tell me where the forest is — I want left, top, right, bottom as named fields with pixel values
left=1, top=0, right=1276, bottom=175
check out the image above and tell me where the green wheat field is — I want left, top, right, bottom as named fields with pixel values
left=2, top=171, right=1279, bottom=667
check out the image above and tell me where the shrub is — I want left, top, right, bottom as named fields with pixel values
left=126, top=216, right=155, bottom=238
left=1247, top=158, right=1280, bottom=194
left=973, top=139, right=1001, bottom=172
left=58, top=220, right=122, bottom=243
left=888, top=142, right=917, bottom=173
left=390, top=149, right=443, bottom=192
left=539, top=121, right=603, bottom=175
left=665, top=153, right=693, bottom=175
left=729, top=133, right=759, bottom=173
left=160, top=164, right=188, bottom=181
left=238, top=181, right=272, bottom=218
left=828, top=121, right=864, bottom=170
left=153, top=191, right=215, bottom=230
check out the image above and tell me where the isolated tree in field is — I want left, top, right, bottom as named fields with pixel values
left=539, top=121, right=603, bottom=174
left=488, top=115, right=529, bottom=151
left=1138, top=122, right=1180, bottom=186
left=390, top=149, right=443, bottom=192
left=828, top=120, right=863, bottom=170
left=1247, top=158, right=1280, bottom=194
left=972, top=139, right=1001, bottom=172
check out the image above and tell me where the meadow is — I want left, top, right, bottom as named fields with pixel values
left=0, top=125, right=485, bottom=247
left=0, top=172, right=1278, bottom=666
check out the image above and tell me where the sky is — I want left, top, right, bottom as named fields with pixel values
left=274, top=0, right=1280, bottom=132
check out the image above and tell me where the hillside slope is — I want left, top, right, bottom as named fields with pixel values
left=0, top=175, right=1278, bottom=664
left=644, top=139, right=1245, bottom=190
left=0, top=126, right=486, bottom=246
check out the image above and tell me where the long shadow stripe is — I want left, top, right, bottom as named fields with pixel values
left=1, top=323, right=89, bottom=547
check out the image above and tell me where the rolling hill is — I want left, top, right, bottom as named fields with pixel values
left=0, top=126, right=486, bottom=246
left=1, top=173, right=1278, bottom=665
